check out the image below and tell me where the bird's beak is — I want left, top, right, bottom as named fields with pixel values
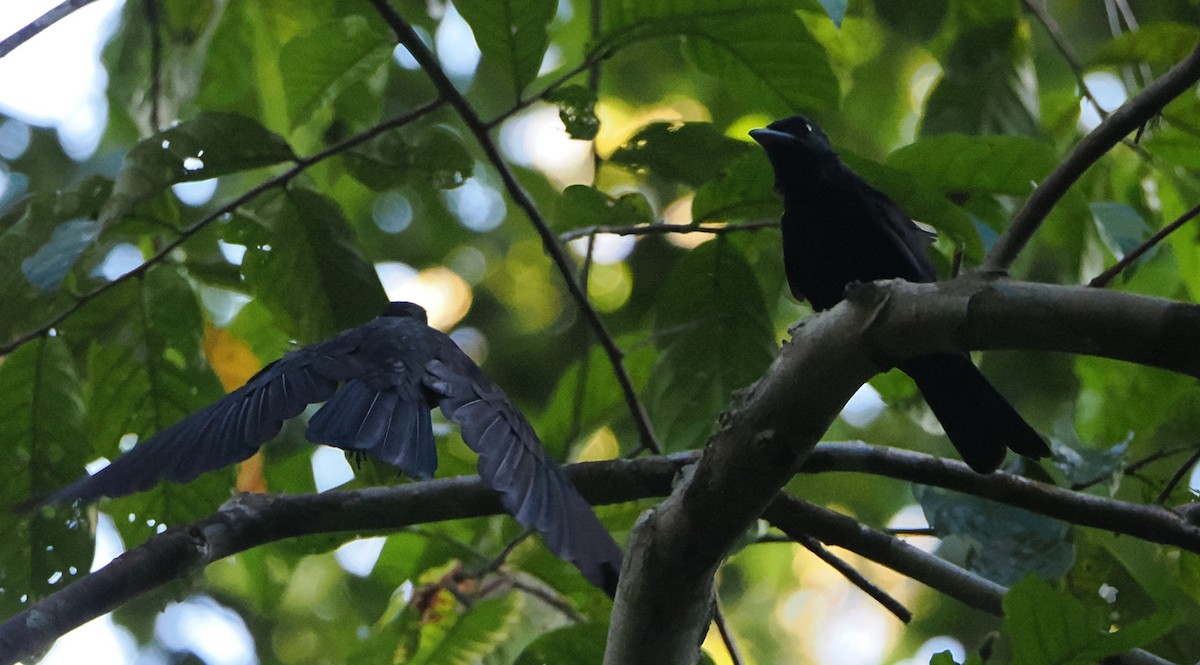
left=748, top=127, right=794, bottom=147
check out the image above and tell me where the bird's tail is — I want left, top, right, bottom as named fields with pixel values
left=900, top=354, right=1049, bottom=473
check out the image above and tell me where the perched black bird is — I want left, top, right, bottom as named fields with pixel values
left=37, top=302, right=622, bottom=594
left=750, top=116, right=1049, bottom=473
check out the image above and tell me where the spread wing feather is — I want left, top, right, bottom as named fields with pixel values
left=425, top=358, right=623, bottom=595
left=35, top=338, right=360, bottom=507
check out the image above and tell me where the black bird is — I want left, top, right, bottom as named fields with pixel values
left=750, top=116, right=1049, bottom=472
left=36, top=301, right=622, bottom=594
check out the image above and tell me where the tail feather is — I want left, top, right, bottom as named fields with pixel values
left=900, top=354, right=1049, bottom=473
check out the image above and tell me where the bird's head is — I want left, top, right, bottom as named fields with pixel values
left=749, top=115, right=834, bottom=159
left=381, top=301, right=428, bottom=324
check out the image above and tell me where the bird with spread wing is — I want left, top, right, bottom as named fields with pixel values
left=35, top=301, right=622, bottom=595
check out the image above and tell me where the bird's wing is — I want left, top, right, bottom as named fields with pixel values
left=305, top=378, right=436, bottom=479
left=36, top=328, right=371, bottom=507
left=864, top=185, right=938, bottom=283
left=424, top=355, right=623, bottom=595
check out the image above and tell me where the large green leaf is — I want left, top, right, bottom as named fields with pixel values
left=1004, top=575, right=1177, bottom=665
left=922, top=11, right=1038, bottom=137
left=885, top=134, right=1059, bottom=197
left=342, top=125, right=473, bottom=191
left=0, top=176, right=112, bottom=345
left=691, top=152, right=780, bottom=223
left=1091, top=22, right=1200, bottom=67
left=100, top=112, right=295, bottom=228
left=235, top=187, right=388, bottom=342
left=516, top=623, right=607, bottom=664
left=554, top=185, right=653, bottom=231
left=455, top=0, right=556, bottom=101
left=601, top=0, right=838, bottom=113
left=72, top=270, right=230, bottom=542
left=647, top=239, right=776, bottom=452
left=279, top=16, right=393, bottom=128
left=0, top=337, right=94, bottom=617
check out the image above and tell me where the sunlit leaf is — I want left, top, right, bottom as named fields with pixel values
left=544, top=85, right=600, bottom=140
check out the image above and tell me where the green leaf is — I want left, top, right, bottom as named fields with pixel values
left=691, top=152, right=780, bottom=223
left=601, top=0, right=838, bottom=113
left=914, top=484, right=1074, bottom=585
left=1004, top=575, right=1178, bottom=665
left=410, top=596, right=521, bottom=665
left=647, top=240, right=776, bottom=452
left=100, top=112, right=295, bottom=228
left=0, top=337, right=94, bottom=617
left=1091, top=22, right=1200, bottom=66
left=236, top=188, right=388, bottom=342
left=0, top=176, right=112, bottom=345
left=279, top=16, right=392, bottom=128
left=342, top=126, right=473, bottom=191
left=544, top=85, right=600, bottom=140
left=554, top=185, right=653, bottom=231
left=515, top=623, right=607, bottom=664
left=535, top=341, right=655, bottom=456
left=610, top=122, right=752, bottom=187
left=74, top=270, right=230, bottom=542
left=885, top=134, right=1059, bottom=197
left=455, top=0, right=556, bottom=100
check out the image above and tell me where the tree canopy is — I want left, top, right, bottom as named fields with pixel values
left=3, top=1, right=1200, bottom=664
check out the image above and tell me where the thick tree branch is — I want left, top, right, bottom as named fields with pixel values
left=984, top=42, right=1200, bottom=271
left=605, top=277, right=1200, bottom=663
left=367, top=0, right=661, bottom=455
left=804, top=443, right=1200, bottom=553
left=0, top=455, right=688, bottom=665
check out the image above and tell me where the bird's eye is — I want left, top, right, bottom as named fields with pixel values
left=803, top=122, right=812, bottom=134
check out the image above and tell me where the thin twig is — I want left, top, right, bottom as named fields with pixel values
left=1155, top=448, right=1200, bottom=505
left=1022, top=0, right=1106, bottom=117
left=1089, top=200, right=1200, bottom=287
left=984, top=43, right=1200, bottom=271
left=0, top=101, right=445, bottom=356
left=367, top=0, right=661, bottom=455
left=764, top=494, right=1002, bottom=616
left=559, top=220, right=777, bottom=243
left=787, top=526, right=912, bottom=623
left=711, top=600, right=745, bottom=665
left=0, top=0, right=102, bottom=59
